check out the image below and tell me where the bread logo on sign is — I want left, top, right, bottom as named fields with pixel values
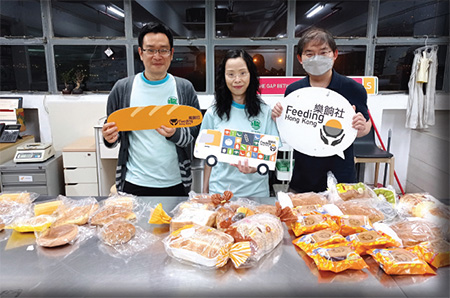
left=107, top=104, right=202, bottom=131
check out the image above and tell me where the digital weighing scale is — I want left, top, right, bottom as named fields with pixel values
left=13, top=143, right=55, bottom=163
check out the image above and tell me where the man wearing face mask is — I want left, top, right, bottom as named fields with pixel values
left=272, top=27, right=371, bottom=193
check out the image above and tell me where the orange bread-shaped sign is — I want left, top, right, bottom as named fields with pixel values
left=107, top=104, right=203, bottom=131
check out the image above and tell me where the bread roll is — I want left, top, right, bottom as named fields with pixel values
left=53, top=204, right=99, bottom=226
left=107, top=104, right=203, bottom=131
left=390, top=219, right=442, bottom=247
left=100, top=219, right=136, bottom=245
left=90, top=205, right=136, bottom=226
left=36, top=224, right=78, bottom=247
left=336, top=201, right=385, bottom=223
left=289, top=192, right=328, bottom=206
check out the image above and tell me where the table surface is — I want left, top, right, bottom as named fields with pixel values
left=0, top=196, right=448, bottom=298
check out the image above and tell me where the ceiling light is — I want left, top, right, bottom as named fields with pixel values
left=108, top=6, right=124, bottom=18
left=306, top=4, right=324, bottom=18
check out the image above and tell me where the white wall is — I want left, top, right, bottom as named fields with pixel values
left=6, top=92, right=449, bottom=195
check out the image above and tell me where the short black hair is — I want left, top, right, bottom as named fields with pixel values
left=297, top=27, right=336, bottom=56
left=138, top=22, right=173, bottom=49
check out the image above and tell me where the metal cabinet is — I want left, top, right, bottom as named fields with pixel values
left=0, top=153, right=64, bottom=195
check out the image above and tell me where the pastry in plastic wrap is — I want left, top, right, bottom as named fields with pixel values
left=36, top=224, right=79, bottom=247
left=52, top=196, right=99, bottom=226
left=164, top=224, right=236, bottom=268
left=397, top=193, right=449, bottom=233
left=291, top=214, right=338, bottom=237
left=0, top=192, right=38, bottom=205
left=6, top=215, right=55, bottom=232
left=288, top=192, right=328, bottom=206
left=170, top=208, right=217, bottom=232
left=100, top=218, right=136, bottom=246
left=408, top=240, right=450, bottom=268
left=336, top=215, right=373, bottom=236
left=335, top=182, right=377, bottom=201
left=368, top=248, right=436, bottom=275
left=90, top=205, right=136, bottom=226
left=292, top=229, right=346, bottom=253
left=225, top=214, right=284, bottom=268
left=346, top=230, right=400, bottom=255
left=335, top=200, right=385, bottom=223
left=308, top=243, right=368, bottom=273
left=389, top=219, right=443, bottom=247
left=103, top=194, right=136, bottom=211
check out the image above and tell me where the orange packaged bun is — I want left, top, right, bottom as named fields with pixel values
left=309, top=243, right=368, bottom=273
left=107, top=104, right=202, bottom=131
left=368, top=248, right=436, bottom=275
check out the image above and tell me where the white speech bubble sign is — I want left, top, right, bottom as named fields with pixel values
left=276, top=87, right=357, bottom=159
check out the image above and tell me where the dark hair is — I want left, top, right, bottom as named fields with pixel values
left=138, top=22, right=173, bottom=49
left=297, top=27, right=337, bottom=56
left=215, top=49, right=262, bottom=121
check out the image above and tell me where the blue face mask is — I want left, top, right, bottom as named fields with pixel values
left=302, top=55, right=334, bottom=76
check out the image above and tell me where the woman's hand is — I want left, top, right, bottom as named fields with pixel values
left=156, top=125, right=176, bottom=138
left=271, top=102, right=283, bottom=121
left=231, top=159, right=257, bottom=174
left=102, top=122, right=119, bottom=143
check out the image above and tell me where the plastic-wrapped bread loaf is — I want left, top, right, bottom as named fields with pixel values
left=164, top=224, right=235, bottom=268
left=225, top=214, right=284, bottom=267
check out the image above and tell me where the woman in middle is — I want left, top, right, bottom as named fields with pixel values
left=200, top=50, right=280, bottom=198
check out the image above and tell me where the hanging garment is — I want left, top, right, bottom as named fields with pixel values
left=406, top=45, right=438, bottom=129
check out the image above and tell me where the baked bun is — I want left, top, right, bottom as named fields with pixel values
left=390, top=220, right=442, bottom=247
left=103, top=196, right=134, bottom=210
left=336, top=201, right=385, bottom=223
left=36, top=224, right=78, bottom=247
left=90, top=205, right=136, bottom=226
left=0, top=192, right=32, bottom=205
left=0, top=220, right=4, bottom=231
left=289, top=192, right=327, bottom=206
left=53, top=204, right=99, bottom=226
left=100, top=219, right=136, bottom=245
left=311, top=229, right=336, bottom=243
left=253, top=204, right=277, bottom=215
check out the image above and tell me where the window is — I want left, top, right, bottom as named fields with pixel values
left=375, top=45, right=447, bottom=91
left=51, top=1, right=125, bottom=37
left=215, top=0, right=287, bottom=38
left=378, top=0, right=449, bottom=37
left=0, top=0, right=43, bottom=37
left=0, top=0, right=448, bottom=93
left=295, top=1, right=368, bottom=37
left=0, top=45, right=48, bottom=91
left=132, top=0, right=205, bottom=38
left=215, top=46, right=286, bottom=77
left=55, top=45, right=127, bottom=92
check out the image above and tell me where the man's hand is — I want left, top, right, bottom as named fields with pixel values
left=231, top=159, right=257, bottom=174
left=156, top=125, right=176, bottom=138
left=352, top=105, right=371, bottom=138
left=271, top=102, right=283, bottom=121
left=102, top=122, right=119, bottom=143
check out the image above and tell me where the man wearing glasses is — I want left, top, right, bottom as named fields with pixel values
left=272, top=27, right=372, bottom=193
left=102, top=22, right=200, bottom=196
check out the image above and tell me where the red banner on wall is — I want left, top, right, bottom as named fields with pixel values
left=259, top=77, right=378, bottom=95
